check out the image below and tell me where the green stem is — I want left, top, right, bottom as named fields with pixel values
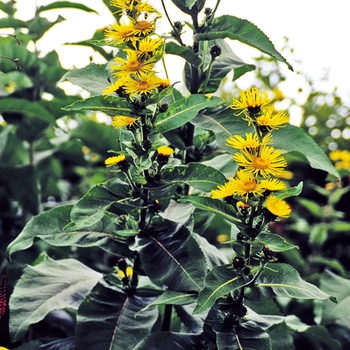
left=160, top=0, right=184, bottom=45
left=161, top=304, right=173, bottom=331
left=202, top=58, right=215, bottom=95
left=208, top=0, right=222, bottom=26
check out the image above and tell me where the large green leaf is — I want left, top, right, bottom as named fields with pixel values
left=165, top=42, right=202, bottom=67
left=37, top=1, right=98, bottom=14
left=6, top=205, right=133, bottom=258
left=195, top=15, right=293, bottom=70
left=75, top=279, right=158, bottom=350
left=0, top=97, right=56, bottom=124
left=194, top=265, right=250, bottom=314
left=130, top=217, right=206, bottom=292
left=152, top=95, right=222, bottom=134
left=60, top=63, right=108, bottom=95
left=179, top=196, right=245, bottom=228
left=253, top=263, right=332, bottom=301
left=134, top=332, right=205, bottom=350
left=63, top=95, right=134, bottom=116
left=161, top=163, right=226, bottom=191
left=9, top=256, right=102, bottom=341
left=192, top=106, right=339, bottom=177
left=255, top=233, right=297, bottom=252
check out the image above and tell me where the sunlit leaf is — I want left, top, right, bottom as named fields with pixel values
left=165, top=42, right=202, bottom=67
left=38, top=1, right=98, bottom=14
left=9, top=256, right=102, bottom=342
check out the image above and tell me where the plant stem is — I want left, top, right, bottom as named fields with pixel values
left=202, top=58, right=215, bottom=95
left=160, top=0, right=184, bottom=45
left=161, top=304, right=173, bottom=331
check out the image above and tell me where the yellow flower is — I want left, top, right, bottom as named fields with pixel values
left=134, top=36, right=164, bottom=59
left=132, top=19, right=156, bottom=37
left=105, top=154, right=127, bottom=167
left=211, top=181, right=236, bottom=199
left=226, top=133, right=272, bottom=150
left=105, top=22, right=137, bottom=45
left=265, top=195, right=291, bottom=219
left=112, top=116, right=140, bottom=129
left=102, top=79, right=127, bottom=96
left=229, top=170, right=265, bottom=200
left=157, top=145, right=174, bottom=156
left=330, top=149, right=350, bottom=169
left=278, top=169, right=293, bottom=180
left=110, top=0, right=133, bottom=14
left=256, top=109, right=290, bottom=131
left=233, top=146, right=287, bottom=178
left=117, top=266, right=133, bottom=278
left=110, top=50, right=156, bottom=78
left=230, top=87, right=271, bottom=117
left=135, top=2, right=161, bottom=17
left=260, top=178, right=286, bottom=192
left=124, top=71, right=160, bottom=96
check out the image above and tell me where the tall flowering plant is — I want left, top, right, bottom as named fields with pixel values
left=5, top=0, right=340, bottom=349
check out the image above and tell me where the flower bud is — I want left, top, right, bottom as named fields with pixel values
left=210, top=44, right=221, bottom=59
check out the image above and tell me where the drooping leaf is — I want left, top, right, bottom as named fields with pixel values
left=60, top=63, right=108, bottom=95
left=0, top=97, right=56, bottom=124
left=194, top=264, right=250, bottom=314
left=273, top=181, right=303, bottom=199
left=152, top=95, right=222, bottom=134
left=9, top=256, right=102, bottom=342
left=266, top=321, right=295, bottom=350
left=130, top=217, right=206, bottom=292
left=233, top=64, right=256, bottom=81
left=253, top=263, right=332, bottom=301
left=134, top=332, right=205, bottom=350
left=63, top=95, right=134, bottom=116
left=76, top=279, right=158, bottom=350
left=165, top=42, right=202, bottom=67
left=28, top=15, right=65, bottom=41
left=161, top=163, right=226, bottom=191
left=37, top=1, right=98, bottom=14
left=179, top=196, right=245, bottom=228
left=160, top=199, right=194, bottom=229
left=195, top=15, right=293, bottom=70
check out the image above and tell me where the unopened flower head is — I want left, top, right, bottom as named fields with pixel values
left=105, top=154, right=128, bottom=168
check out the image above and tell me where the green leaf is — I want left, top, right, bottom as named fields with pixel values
left=161, top=163, right=226, bottom=191
left=60, top=63, right=108, bottom=95
left=216, top=321, right=271, bottom=350
left=76, top=279, right=158, bottom=350
left=179, top=196, right=245, bottom=228
left=63, top=95, right=134, bottom=115
left=273, top=181, right=303, bottom=199
left=37, top=1, right=98, bottom=14
left=273, top=125, right=339, bottom=178
left=130, top=217, right=206, bottom=292
left=266, top=322, right=294, bottom=350
left=233, top=64, right=256, bottom=81
left=28, top=15, right=65, bottom=41
left=6, top=204, right=133, bottom=258
left=165, top=42, right=202, bottom=67
left=170, top=0, right=205, bottom=14
left=194, top=265, right=249, bottom=314
left=160, top=199, right=194, bottom=229
left=256, top=233, right=297, bottom=252
left=152, top=95, right=222, bottom=134
left=0, top=97, right=56, bottom=124
left=9, top=256, right=102, bottom=341
left=298, top=325, right=342, bottom=350
left=143, top=290, right=197, bottom=311
left=0, top=71, right=33, bottom=94
left=254, top=263, right=332, bottom=301
left=195, top=15, right=293, bottom=70
left=134, top=332, right=204, bottom=350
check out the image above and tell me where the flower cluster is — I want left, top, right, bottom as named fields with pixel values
left=211, top=87, right=291, bottom=219
left=103, top=0, right=168, bottom=99
left=329, top=149, right=350, bottom=170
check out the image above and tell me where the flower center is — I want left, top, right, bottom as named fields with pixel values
left=242, top=181, right=257, bottom=191
left=136, top=80, right=151, bottom=90
left=134, top=20, right=152, bottom=31
left=126, top=60, right=143, bottom=71
left=252, top=156, right=269, bottom=169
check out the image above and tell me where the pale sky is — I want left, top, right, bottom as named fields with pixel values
left=3, top=0, right=350, bottom=102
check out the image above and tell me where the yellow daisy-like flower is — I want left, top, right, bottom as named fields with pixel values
left=256, top=109, right=290, bottom=131
left=134, top=36, right=164, bottom=59
left=278, top=169, right=293, bottom=180
left=329, top=149, right=350, bottom=169
left=132, top=19, right=155, bottom=37
left=157, top=145, right=174, bottom=156
left=229, top=170, right=265, bottom=200
left=211, top=181, right=236, bottom=199
left=112, top=116, right=140, bottom=129
left=105, top=22, right=137, bottom=45
left=110, top=0, right=133, bottom=14
left=265, top=195, right=291, bottom=219
left=124, top=71, right=160, bottom=96
left=233, top=146, right=287, bottom=178
left=226, top=133, right=272, bottom=151
left=260, top=178, right=286, bottom=192
left=111, top=50, right=156, bottom=78
left=105, top=154, right=127, bottom=167
left=102, top=78, right=127, bottom=96
left=230, top=87, right=271, bottom=117
left=135, top=2, right=161, bottom=17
